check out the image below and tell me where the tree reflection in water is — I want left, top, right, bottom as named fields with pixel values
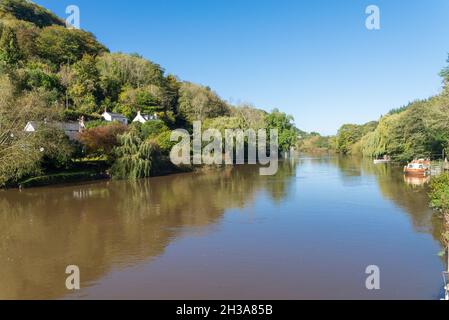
left=0, top=162, right=296, bottom=299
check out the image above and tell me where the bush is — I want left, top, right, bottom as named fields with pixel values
left=141, top=120, right=169, bottom=139
left=152, top=131, right=176, bottom=154
left=429, top=173, right=449, bottom=212
left=78, top=123, right=128, bottom=157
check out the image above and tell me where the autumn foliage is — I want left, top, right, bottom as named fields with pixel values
left=78, top=123, right=128, bottom=157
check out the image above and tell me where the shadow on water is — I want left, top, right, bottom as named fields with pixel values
left=0, top=162, right=297, bottom=299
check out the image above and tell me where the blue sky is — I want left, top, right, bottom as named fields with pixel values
left=35, top=0, right=449, bottom=135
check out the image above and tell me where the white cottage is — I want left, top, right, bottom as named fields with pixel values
left=24, top=118, right=86, bottom=141
left=132, top=111, right=159, bottom=124
left=101, top=110, right=128, bottom=125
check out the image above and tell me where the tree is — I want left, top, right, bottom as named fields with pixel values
left=0, top=0, right=65, bottom=28
left=97, top=53, right=165, bottom=89
left=0, top=26, right=23, bottom=66
left=36, top=26, right=107, bottom=67
left=336, top=121, right=378, bottom=155
left=265, top=109, right=298, bottom=153
left=0, top=75, right=72, bottom=185
left=230, top=105, right=267, bottom=130
left=141, top=120, right=170, bottom=139
left=117, top=85, right=164, bottom=119
left=111, top=128, right=159, bottom=180
left=22, top=61, right=61, bottom=92
left=68, top=54, right=101, bottom=113
left=78, top=123, right=128, bottom=158
left=178, top=82, right=230, bottom=122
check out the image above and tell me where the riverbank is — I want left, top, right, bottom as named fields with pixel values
left=11, top=158, right=195, bottom=189
left=429, top=174, right=449, bottom=276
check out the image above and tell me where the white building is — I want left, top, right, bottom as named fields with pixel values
left=24, top=118, right=86, bottom=141
left=132, top=111, right=159, bottom=124
left=102, top=111, right=128, bottom=125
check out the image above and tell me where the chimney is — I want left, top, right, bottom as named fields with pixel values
left=79, top=116, right=85, bottom=132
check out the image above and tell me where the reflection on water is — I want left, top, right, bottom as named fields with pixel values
left=404, top=175, right=431, bottom=187
left=0, top=156, right=445, bottom=300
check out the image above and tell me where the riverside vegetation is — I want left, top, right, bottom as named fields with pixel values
left=0, top=1, right=448, bottom=253
left=0, top=0, right=298, bottom=187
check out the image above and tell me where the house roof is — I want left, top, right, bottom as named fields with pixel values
left=26, top=121, right=39, bottom=129
left=139, top=114, right=152, bottom=120
left=103, top=111, right=127, bottom=119
left=25, top=121, right=81, bottom=132
left=134, top=112, right=157, bottom=121
left=56, top=122, right=80, bottom=131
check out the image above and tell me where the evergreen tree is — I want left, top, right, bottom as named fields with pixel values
left=0, top=27, right=23, bottom=66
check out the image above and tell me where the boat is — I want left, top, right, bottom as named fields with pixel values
left=373, top=159, right=390, bottom=164
left=373, top=156, right=391, bottom=164
left=404, top=159, right=430, bottom=176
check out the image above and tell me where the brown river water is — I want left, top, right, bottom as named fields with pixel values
left=0, top=156, right=446, bottom=300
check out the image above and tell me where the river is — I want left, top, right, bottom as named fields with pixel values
left=0, top=155, right=446, bottom=300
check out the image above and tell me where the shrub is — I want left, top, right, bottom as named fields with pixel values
left=141, top=120, right=169, bottom=139
left=78, top=123, right=128, bottom=157
left=429, top=173, right=449, bottom=212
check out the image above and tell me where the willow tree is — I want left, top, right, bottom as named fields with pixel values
left=111, top=128, right=158, bottom=180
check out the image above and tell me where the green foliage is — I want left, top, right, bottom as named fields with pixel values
left=117, top=85, right=163, bottom=118
left=97, top=53, right=165, bottom=89
left=429, top=173, right=449, bottom=212
left=152, top=131, right=176, bottom=154
left=0, top=0, right=64, bottom=28
left=0, top=76, right=73, bottom=186
left=141, top=120, right=170, bottom=139
left=203, top=116, right=242, bottom=134
left=0, top=26, right=22, bottom=66
left=21, top=61, right=61, bottom=91
left=359, top=96, right=449, bottom=161
left=38, top=127, right=75, bottom=169
left=111, top=128, right=159, bottom=180
left=265, top=109, right=298, bottom=152
left=84, top=119, right=110, bottom=129
left=0, top=1, right=301, bottom=185
left=178, top=82, right=230, bottom=121
left=388, top=104, right=409, bottom=116
left=297, top=133, right=332, bottom=153
left=230, top=105, right=267, bottom=130
left=335, top=121, right=378, bottom=155
left=36, top=26, right=107, bottom=66
left=68, top=54, right=101, bottom=113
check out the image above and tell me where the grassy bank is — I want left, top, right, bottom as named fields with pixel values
left=429, top=174, right=449, bottom=247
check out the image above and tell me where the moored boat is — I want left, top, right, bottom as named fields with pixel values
left=374, top=159, right=390, bottom=164
left=404, top=159, right=430, bottom=176
left=373, top=156, right=391, bottom=164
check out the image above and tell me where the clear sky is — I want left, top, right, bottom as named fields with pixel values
left=35, top=0, right=449, bottom=135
